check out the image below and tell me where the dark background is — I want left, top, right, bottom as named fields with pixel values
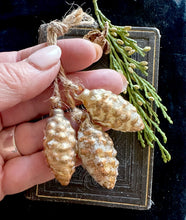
left=0, top=0, right=185, bottom=219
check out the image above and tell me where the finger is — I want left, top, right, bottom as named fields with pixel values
left=1, top=151, right=54, bottom=197
left=68, top=69, right=127, bottom=93
left=0, top=39, right=102, bottom=73
left=0, top=45, right=61, bottom=111
left=58, top=39, right=102, bottom=72
left=15, top=119, right=46, bottom=156
left=1, top=69, right=127, bottom=127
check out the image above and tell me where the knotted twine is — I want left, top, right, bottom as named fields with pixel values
left=47, top=8, right=83, bottom=111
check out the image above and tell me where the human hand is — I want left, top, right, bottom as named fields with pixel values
left=0, top=38, right=127, bottom=200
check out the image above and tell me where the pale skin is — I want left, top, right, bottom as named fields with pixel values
left=0, top=38, right=128, bottom=200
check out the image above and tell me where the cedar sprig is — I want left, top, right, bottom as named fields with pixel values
left=93, top=0, right=173, bottom=163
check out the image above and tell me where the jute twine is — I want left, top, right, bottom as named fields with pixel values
left=47, top=8, right=83, bottom=111
left=46, top=7, right=109, bottom=113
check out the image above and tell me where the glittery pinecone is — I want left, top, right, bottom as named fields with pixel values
left=43, top=108, right=77, bottom=185
left=77, top=115, right=119, bottom=189
left=76, top=88, right=144, bottom=132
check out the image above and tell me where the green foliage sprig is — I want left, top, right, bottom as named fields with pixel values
left=93, top=0, right=173, bottom=163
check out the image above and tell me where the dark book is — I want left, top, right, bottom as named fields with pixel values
left=25, top=20, right=160, bottom=210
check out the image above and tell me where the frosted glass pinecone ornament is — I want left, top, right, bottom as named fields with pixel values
left=43, top=108, right=77, bottom=185
left=76, top=88, right=144, bottom=132
left=77, top=115, right=119, bottom=189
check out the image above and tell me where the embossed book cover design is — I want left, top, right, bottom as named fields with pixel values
left=26, top=26, right=160, bottom=210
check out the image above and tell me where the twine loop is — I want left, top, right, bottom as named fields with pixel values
left=47, top=21, right=68, bottom=45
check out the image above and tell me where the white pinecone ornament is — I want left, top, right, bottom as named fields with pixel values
left=76, top=88, right=144, bottom=132
left=77, top=115, right=119, bottom=189
left=43, top=108, right=77, bottom=185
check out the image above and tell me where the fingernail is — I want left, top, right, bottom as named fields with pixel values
left=28, top=45, right=61, bottom=70
left=117, top=71, right=128, bottom=92
left=122, top=78, right=128, bottom=92
left=93, top=43, right=103, bottom=62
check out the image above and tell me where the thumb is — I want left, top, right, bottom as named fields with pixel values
left=0, top=45, right=61, bottom=111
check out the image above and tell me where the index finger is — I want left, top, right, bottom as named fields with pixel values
left=0, top=39, right=102, bottom=73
